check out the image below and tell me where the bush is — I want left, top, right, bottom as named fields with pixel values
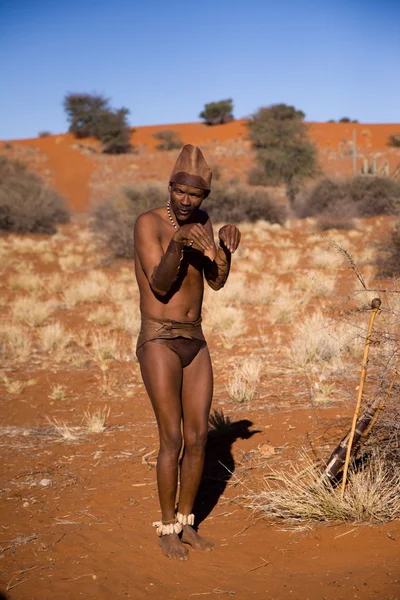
left=0, top=155, right=70, bottom=234
left=95, top=108, right=132, bottom=154
left=388, top=133, right=400, bottom=147
left=38, top=131, right=51, bottom=138
left=376, top=220, right=400, bottom=277
left=91, top=182, right=287, bottom=258
left=339, top=117, right=358, bottom=123
left=247, top=104, right=319, bottom=206
left=152, top=130, right=183, bottom=151
left=90, top=183, right=166, bottom=258
left=297, top=176, right=400, bottom=219
left=316, top=216, right=357, bottom=231
left=205, top=184, right=287, bottom=225
left=199, top=99, right=234, bottom=126
left=63, top=93, right=132, bottom=154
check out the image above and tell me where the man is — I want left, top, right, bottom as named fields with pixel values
left=134, top=144, right=241, bottom=560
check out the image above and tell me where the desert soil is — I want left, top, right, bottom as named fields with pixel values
left=1, top=215, right=399, bottom=600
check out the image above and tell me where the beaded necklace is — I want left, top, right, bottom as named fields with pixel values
left=167, top=201, right=178, bottom=230
left=167, top=201, right=193, bottom=249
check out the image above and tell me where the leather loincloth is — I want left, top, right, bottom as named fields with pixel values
left=136, top=313, right=206, bottom=354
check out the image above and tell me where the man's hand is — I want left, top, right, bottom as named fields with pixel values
left=174, top=223, right=215, bottom=252
left=218, top=225, right=241, bottom=253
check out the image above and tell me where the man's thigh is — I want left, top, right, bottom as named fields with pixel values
left=181, top=345, right=213, bottom=431
left=137, top=341, right=183, bottom=427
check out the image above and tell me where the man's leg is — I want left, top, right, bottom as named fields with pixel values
left=137, top=341, right=188, bottom=560
left=178, top=345, right=215, bottom=550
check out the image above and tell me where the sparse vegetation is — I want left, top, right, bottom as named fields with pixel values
left=90, top=183, right=166, bottom=258
left=206, top=184, right=287, bottom=225
left=84, top=406, right=110, bottom=433
left=63, top=92, right=132, bottom=154
left=376, top=219, right=400, bottom=277
left=388, top=133, right=400, bottom=147
left=338, top=117, right=358, bottom=123
left=0, top=155, right=70, bottom=234
left=297, top=176, right=400, bottom=219
left=199, top=99, right=234, bottom=125
left=247, top=103, right=319, bottom=206
left=247, top=450, right=400, bottom=524
left=152, top=129, right=183, bottom=150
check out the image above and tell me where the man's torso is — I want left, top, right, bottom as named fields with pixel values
left=134, top=207, right=208, bottom=322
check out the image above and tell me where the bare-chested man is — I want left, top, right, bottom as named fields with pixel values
left=134, top=145, right=240, bottom=560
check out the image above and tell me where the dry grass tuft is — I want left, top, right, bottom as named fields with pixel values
left=40, top=322, right=71, bottom=353
left=58, top=254, right=84, bottom=272
left=0, top=324, right=32, bottom=362
left=227, top=358, right=262, bottom=403
left=8, top=272, right=43, bottom=293
left=247, top=450, right=400, bottom=524
left=12, top=296, right=55, bottom=327
left=87, top=306, right=115, bottom=326
left=1, top=374, right=25, bottom=394
left=47, top=417, right=79, bottom=441
left=48, top=385, right=67, bottom=401
left=286, top=311, right=363, bottom=371
left=63, top=272, right=109, bottom=308
left=84, top=406, right=110, bottom=433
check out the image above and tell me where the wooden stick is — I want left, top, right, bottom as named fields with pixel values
left=340, top=297, right=381, bottom=498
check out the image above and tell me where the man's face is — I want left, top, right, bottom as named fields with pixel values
left=168, top=182, right=207, bottom=223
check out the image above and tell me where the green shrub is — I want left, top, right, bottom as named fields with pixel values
left=152, top=130, right=183, bottom=151
left=38, top=131, right=51, bottom=138
left=199, top=99, right=234, bottom=126
left=388, top=134, right=400, bottom=147
left=63, top=93, right=132, bottom=154
left=297, top=176, right=400, bottom=219
left=96, top=108, right=132, bottom=154
left=0, top=155, right=70, bottom=234
left=376, top=220, right=400, bottom=277
left=90, top=183, right=166, bottom=258
left=247, top=104, right=319, bottom=206
left=339, top=117, right=358, bottom=123
left=206, top=184, right=287, bottom=225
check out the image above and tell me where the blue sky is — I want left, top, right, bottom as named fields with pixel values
left=1, top=0, right=399, bottom=139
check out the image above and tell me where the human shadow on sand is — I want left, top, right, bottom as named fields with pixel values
left=192, top=409, right=261, bottom=526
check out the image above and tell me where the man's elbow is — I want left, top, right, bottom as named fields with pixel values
left=149, top=277, right=169, bottom=297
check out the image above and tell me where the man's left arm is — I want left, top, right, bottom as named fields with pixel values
left=203, top=222, right=241, bottom=291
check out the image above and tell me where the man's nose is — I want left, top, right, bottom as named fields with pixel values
left=181, top=194, right=190, bottom=205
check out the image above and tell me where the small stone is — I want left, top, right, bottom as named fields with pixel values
left=23, top=501, right=29, bottom=508
left=258, top=443, right=276, bottom=457
left=39, top=478, right=51, bottom=487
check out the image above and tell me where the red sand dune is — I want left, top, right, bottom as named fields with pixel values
left=4, top=120, right=400, bottom=212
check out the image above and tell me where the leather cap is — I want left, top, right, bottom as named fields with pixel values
left=170, top=144, right=212, bottom=191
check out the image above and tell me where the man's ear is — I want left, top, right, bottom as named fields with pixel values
left=168, top=182, right=173, bottom=193
left=203, top=190, right=210, bottom=199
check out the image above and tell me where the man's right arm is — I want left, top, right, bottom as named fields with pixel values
left=134, top=213, right=185, bottom=297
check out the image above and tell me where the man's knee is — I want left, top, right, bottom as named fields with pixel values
left=159, top=430, right=183, bottom=456
left=184, top=428, right=208, bottom=454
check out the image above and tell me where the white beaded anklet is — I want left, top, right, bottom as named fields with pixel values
left=152, top=519, right=183, bottom=537
left=176, top=512, right=195, bottom=526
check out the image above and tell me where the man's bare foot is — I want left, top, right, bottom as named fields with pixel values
left=159, top=534, right=189, bottom=560
left=181, top=525, right=215, bottom=551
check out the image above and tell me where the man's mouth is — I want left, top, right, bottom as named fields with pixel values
left=177, top=208, right=191, bottom=216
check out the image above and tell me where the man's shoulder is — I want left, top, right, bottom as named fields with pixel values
left=135, top=207, right=165, bottom=231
